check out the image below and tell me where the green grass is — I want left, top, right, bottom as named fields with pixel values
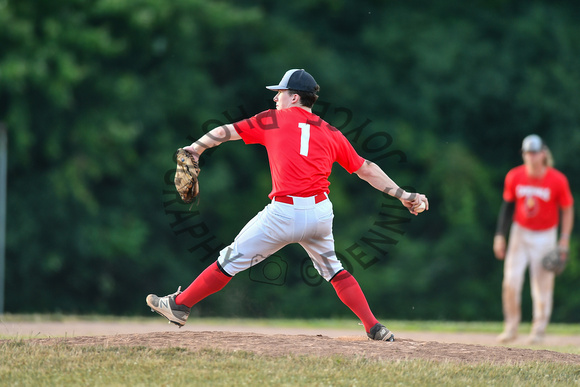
left=2, top=313, right=579, bottom=335
left=1, top=316, right=580, bottom=385
left=1, top=342, right=579, bottom=386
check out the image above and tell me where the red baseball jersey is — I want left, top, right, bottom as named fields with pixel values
left=503, top=165, right=574, bottom=230
left=233, top=107, right=365, bottom=199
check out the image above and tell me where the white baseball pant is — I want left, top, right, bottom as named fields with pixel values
left=217, top=194, right=344, bottom=281
left=502, top=222, right=557, bottom=336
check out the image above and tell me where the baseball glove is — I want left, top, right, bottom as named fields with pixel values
left=541, top=247, right=568, bottom=275
left=174, top=148, right=200, bottom=204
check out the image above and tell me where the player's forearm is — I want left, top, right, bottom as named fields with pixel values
left=355, top=160, right=415, bottom=201
left=560, top=206, right=574, bottom=242
left=188, top=124, right=241, bottom=157
left=495, top=200, right=515, bottom=238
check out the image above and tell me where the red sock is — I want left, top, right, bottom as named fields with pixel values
left=175, top=262, right=232, bottom=307
left=331, top=270, right=379, bottom=333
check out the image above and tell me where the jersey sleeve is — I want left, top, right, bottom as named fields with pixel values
left=233, top=110, right=278, bottom=145
left=557, top=172, right=574, bottom=208
left=334, top=131, right=365, bottom=174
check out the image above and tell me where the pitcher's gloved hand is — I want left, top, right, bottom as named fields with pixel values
left=174, top=148, right=201, bottom=204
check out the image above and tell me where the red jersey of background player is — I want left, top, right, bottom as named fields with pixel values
left=233, top=107, right=365, bottom=198
left=503, top=165, right=574, bottom=231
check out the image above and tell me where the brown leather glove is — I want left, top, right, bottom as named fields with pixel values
left=174, top=148, right=200, bottom=204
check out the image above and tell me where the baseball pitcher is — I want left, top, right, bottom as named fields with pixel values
left=147, top=69, right=429, bottom=341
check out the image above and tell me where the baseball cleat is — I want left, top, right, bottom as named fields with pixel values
left=367, top=323, right=395, bottom=342
left=525, top=333, right=544, bottom=345
left=146, top=286, right=191, bottom=327
left=496, top=330, right=517, bottom=343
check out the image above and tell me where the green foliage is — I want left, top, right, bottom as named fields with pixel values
left=1, top=0, right=579, bottom=320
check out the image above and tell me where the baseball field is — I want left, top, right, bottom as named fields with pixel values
left=1, top=316, right=579, bottom=385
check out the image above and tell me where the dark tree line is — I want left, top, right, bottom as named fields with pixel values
left=1, top=0, right=579, bottom=321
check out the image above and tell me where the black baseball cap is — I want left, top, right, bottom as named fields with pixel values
left=266, top=69, right=318, bottom=93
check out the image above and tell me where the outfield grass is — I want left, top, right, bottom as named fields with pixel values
left=2, top=313, right=579, bottom=335
left=1, top=341, right=578, bottom=386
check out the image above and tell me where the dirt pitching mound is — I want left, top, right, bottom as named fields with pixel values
left=23, top=331, right=580, bottom=365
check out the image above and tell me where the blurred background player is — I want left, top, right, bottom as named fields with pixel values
left=493, top=134, right=574, bottom=344
left=147, top=69, right=428, bottom=341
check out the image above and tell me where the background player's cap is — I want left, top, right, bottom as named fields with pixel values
left=266, top=69, right=318, bottom=93
left=521, top=134, right=544, bottom=152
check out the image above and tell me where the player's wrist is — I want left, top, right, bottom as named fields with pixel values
left=189, top=141, right=205, bottom=157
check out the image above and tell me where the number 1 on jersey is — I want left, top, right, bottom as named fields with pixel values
left=298, top=123, right=311, bottom=156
